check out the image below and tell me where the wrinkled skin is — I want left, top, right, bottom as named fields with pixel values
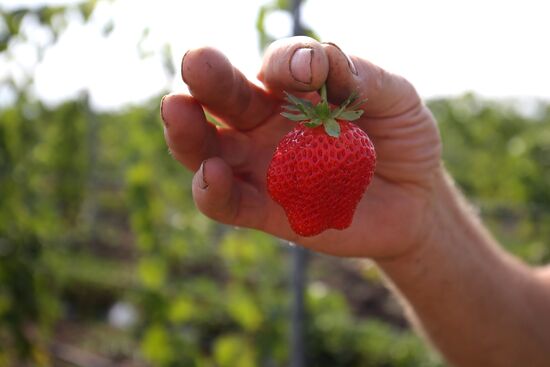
left=161, top=36, right=441, bottom=259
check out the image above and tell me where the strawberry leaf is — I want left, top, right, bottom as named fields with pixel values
left=342, top=92, right=358, bottom=108
left=283, top=93, right=316, bottom=119
left=284, top=92, right=314, bottom=110
left=330, top=92, right=366, bottom=121
left=281, top=85, right=366, bottom=137
left=304, top=118, right=322, bottom=128
left=302, top=99, right=314, bottom=110
left=348, top=97, right=368, bottom=111
left=281, top=112, right=309, bottom=121
left=331, top=102, right=351, bottom=119
left=338, top=110, right=364, bottom=121
left=324, top=118, right=340, bottom=137
left=282, top=104, right=301, bottom=112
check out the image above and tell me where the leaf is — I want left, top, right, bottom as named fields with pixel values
left=338, top=110, right=364, bottom=121
left=302, top=98, right=314, bottom=110
left=331, top=97, right=353, bottom=118
left=255, top=5, right=267, bottom=32
left=169, top=296, right=195, bottom=323
left=349, top=97, right=368, bottom=111
left=331, top=92, right=365, bottom=118
left=284, top=92, right=313, bottom=109
left=283, top=92, right=315, bottom=117
left=283, top=87, right=365, bottom=130
left=342, top=92, right=359, bottom=109
left=226, top=286, right=263, bottom=331
left=214, top=334, right=256, bottom=367
left=324, top=118, right=340, bottom=137
left=101, top=20, right=114, bottom=37
left=138, top=258, right=166, bottom=289
left=281, top=112, right=308, bottom=121
left=315, top=101, right=330, bottom=119
left=304, top=119, right=322, bottom=128
left=78, top=0, right=97, bottom=22
left=141, top=325, right=174, bottom=365
left=161, top=43, right=175, bottom=77
left=256, top=5, right=275, bottom=52
left=204, top=109, right=223, bottom=126
left=0, top=36, right=8, bottom=53
left=282, top=104, right=300, bottom=112
left=304, top=27, right=321, bottom=42
left=276, top=0, right=290, bottom=10
left=5, top=9, right=27, bottom=36
left=283, top=92, right=301, bottom=104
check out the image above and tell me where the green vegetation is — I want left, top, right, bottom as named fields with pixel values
left=2, top=87, right=549, bottom=366
left=1, top=1, right=550, bottom=366
left=432, top=95, right=550, bottom=263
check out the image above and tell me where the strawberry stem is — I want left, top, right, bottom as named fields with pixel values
left=320, top=84, right=328, bottom=104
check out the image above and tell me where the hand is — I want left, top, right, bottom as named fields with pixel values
left=160, top=36, right=441, bottom=259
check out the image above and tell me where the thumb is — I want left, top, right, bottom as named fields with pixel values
left=258, top=36, right=421, bottom=118
left=257, top=36, right=328, bottom=94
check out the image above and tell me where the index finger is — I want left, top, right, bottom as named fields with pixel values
left=182, top=47, right=279, bottom=131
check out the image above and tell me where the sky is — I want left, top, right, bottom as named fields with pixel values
left=3, top=0, right=550, bottom=110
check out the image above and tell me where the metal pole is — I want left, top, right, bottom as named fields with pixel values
left=290, top=243, right=308, bottom=367
left=291, top=0, right=304, bottom=36
left=289, top=2, right=308, bottom=367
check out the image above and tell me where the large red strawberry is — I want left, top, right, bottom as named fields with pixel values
left=267, top=86, right=376, bottom=237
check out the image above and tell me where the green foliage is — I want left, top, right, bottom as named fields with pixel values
left=213, top=334, right=256, bottom=367
left=2, top=2, right=550, bottom=366
left=0, top=0, right=103, bottom=52
left=0, top=93, right=92, bottom=364
left=256, top=0, right=319, bottom=51
left=2, top=81, right=550, bottom=366
left=303, top=285, right=443, bottom=367
left=430, top=94, right=550, bottom=263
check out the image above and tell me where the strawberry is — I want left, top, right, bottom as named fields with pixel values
left=267, top=86, right=376, bottom=237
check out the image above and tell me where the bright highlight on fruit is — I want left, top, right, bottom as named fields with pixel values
left=267, top=85, right=376, bottom=237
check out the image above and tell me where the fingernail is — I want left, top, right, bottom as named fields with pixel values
left=181, top=49, right=190, bottom=84
left=160, top=95, right=167, bottom=125
left=324, top=42, right=358, bottom=75
left=290, top=48, right=313, bottom=84
left=199, top=160, right=209, bottom=189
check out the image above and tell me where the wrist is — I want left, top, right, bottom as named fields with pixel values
left=373, top=165, right=532, bottom=304
left=372, top=168, right=549, bottom=367
left=373, top=166, right=491, bottom=283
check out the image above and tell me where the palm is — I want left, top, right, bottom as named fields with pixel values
left=224, top=99, right=440, bottom=257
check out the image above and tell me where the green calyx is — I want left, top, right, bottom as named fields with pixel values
left=281, top=84, right=366, bottom=138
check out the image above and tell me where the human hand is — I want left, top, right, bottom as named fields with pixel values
left=160, top=36, right=441, bottom=259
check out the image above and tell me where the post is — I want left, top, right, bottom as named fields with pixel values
left=289, top=2, right=308, bottom=367
left=291, top=0, right=304, bottom=36
left=290, top=243, right=308, bottom=367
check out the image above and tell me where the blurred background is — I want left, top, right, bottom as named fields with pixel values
left=1, top=0, right=550, bottom=366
